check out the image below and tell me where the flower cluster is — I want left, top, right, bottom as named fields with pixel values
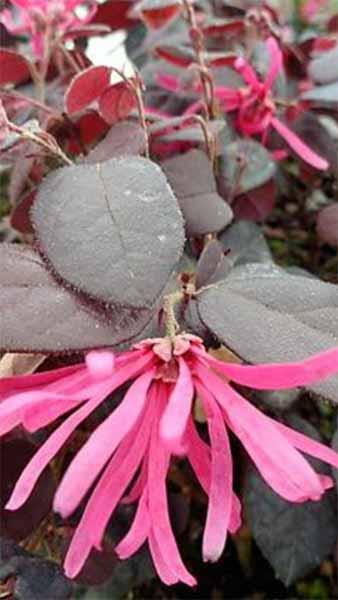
left=159, top=37, right=328, bottom=170
left=1, top=0, right=97, bottom=57
left=2, top=335, right=338, bottom=585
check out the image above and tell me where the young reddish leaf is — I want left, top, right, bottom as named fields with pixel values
left=10, top=189, right=36, bottom=234
left=32, top=157, right=185, bottom=310
left=155, top=45, right=195, bottom=67
left=65, top=66, right=111, bottom=115
left=135, top=0, right=182, bottom=29
left=92, top=0, right=138, bottom=30
left=0, top=49, right=31, bottom=86
left=0, top=244, right=153, bottom=353
left=99, top=81, right=136, bottom=125
left=201, top=17, right=244, bottom=37
left=67, top=110, right=109, bottom=154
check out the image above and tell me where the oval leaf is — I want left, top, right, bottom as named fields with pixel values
left=0, top=244, right=154, bottom=352
left=198, top=263, right=338, bottom=403
left=32, top=157, right=185, bottom=309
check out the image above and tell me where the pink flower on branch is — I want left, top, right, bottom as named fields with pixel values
left=1, top=0, right=98, bottom=57
left=2, top=336, right=338, bottom=585
left=160, top=37, right=328, bottom=170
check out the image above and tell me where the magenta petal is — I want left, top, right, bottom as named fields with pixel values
left=186, top=418, right=211, bottom=495
left=265, top=37, right=283, bottom=90
left=235, top=57, right=260, bottom=89
left=195, top=364, right=327, bottom=502
left=6, top=384, right=111, bottom=511
left=115, top=490, right=150, bottom=559
left=271, top=117, right=329, bottom=170
left=63, top=399, right=155, bottom=578
left=148, top=386, right=196, bottom=587
left=159, top=357, right=194, bottom=452
left=229, top=493, right=242, bottom=535
left=206, top=346, right=338, bottom=390
left=0, top=364, right=81, bottom=396
left=148, top=531, right=179, bottom=586
left=196, top=382, right=232, bottom=562
left=54, top=366, right=155, bottom=518
left=273, top=418, right=338, bottom=471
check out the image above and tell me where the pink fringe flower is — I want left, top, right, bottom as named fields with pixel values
left=159, top=37, right=328, bottom=170
left=1, top=0, right=97, bottom=57
left=2, top=335, right=338, bottom=585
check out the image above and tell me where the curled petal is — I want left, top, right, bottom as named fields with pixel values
left=196, top=382, right=232, bottom=563
left=271, top=117, right=328, bottom=170
left=54, top=366, right=155, bottom=518
left=195, top=364, right=327, bottom=502
left=159, top=357, right=194, bottom=452
left=206, top=346, right=338, bottom=391
left=265, top=37, right=283, bottom=90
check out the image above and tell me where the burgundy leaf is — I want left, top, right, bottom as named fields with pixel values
left=10, top=189, right=36, bottom=234
left=0, top=49, right=31, bottom=86
left=162, top=149, right=233, bottom=236
left=65, top=66, right=111, bottom=115
left=98, top=81, right=136, bottom=125
left=83, top=121, right=146, bottom=163
left=0, top=244, right=154, bottom=353
left=32, top=157, right=185, bottom=309
left=135, top=0, right=182, bottom=29
left=317, top=204, right=338, bottom=247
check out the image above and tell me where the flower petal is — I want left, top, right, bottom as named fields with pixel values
left=63, top=401, right=154, bottom=578
left=196, top=381, right=232, bottom=563
left=54, top=366, right=155, bottom=518
left=115, top=490, right=150, bottom=559
left=148, top=385, right=196, bottom=586
left=159, top=357, right=194, bottom=452
left=265, top=37, right=283, bottom=90
left=195, top=364, right=327, bottom=502
left=273, top=418, right=338, bottom=471
left=206, top=346, right=338, bottom=390
left=271, top=117, right=329, bottom=170
left=6, top=355, right=151, bottom=512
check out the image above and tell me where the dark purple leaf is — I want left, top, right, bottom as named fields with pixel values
left=0, top=538, right=72, bottom=599
left=1, top=437, right=55, bottom=541
left=231, top=180, right=276, bottom=222
left=82, top=121, right=146, bottom=163
left=71, top=539, right=118, bottom=586
left=302, top=82, right=338, bottom=110
left=292, top=112, right=338, bottom=172
left=32, top=157, right=185, bottom=309
left=218, top=139, right=276, bottom=198
left=198, top=263, right=338, bottom=403
left=308, top=45, right=338, bottom=84
left=196, top=239, right=230, bottom=289
left=244, top=416, right=337, bottom=585
left=219, top=220, right=272, bottom=268
left=317, top=204, right=338, bottom=247
left=0, top=244, right=153, bottom=352
left=162, top=149, right=233, bottom=236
